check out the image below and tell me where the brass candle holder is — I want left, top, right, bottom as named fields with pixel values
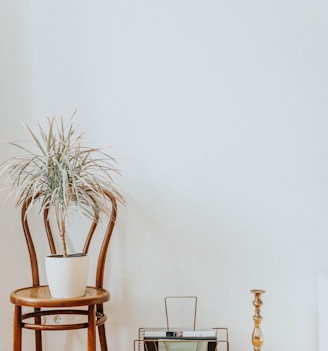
left=251, top=290, right=265, bottom=351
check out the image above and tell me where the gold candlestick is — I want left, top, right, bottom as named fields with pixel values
left=251, top=289, right=265, bottom=351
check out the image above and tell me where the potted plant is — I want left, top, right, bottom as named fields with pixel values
left=0, top=113, right=123, bottom=297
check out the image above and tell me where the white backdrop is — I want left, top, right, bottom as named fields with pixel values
left=318, top=274, right=328, bottom=351
left=1, top=1, right=328, bottom=350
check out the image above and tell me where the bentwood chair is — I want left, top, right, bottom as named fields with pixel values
left=10, top=189, right=117, bottom=351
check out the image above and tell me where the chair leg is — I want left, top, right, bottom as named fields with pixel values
left=97, top=304, right=108, bottom=351
left=35, top=330, right=42, bottom=351
left=98, top=324, right=108, bottom=351
left=13, top=305, right=22, bottom=351
left=35, top=308, right=42, bottom=351
left=88, top=305, right=96, bottom=351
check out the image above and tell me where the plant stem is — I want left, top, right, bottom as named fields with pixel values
left=60, top=236, right=67, bottom=257
left=56, top=208, right=68, bottom=257
left=60, top=218, right=67, bottom=257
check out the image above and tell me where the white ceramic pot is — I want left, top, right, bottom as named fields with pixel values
left=45, top=254, right=89, bottom=298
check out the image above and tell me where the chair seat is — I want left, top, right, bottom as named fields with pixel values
left=10, top=286, right=110, bottom=308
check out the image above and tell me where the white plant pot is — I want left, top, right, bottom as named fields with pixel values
left=45, top=254, right=89, bottom=298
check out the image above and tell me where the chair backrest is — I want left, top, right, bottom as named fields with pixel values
left=21, top=189, right=117, bottom=289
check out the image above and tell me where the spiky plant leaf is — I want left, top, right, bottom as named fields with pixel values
left=0, top=115, right=123, bottom=256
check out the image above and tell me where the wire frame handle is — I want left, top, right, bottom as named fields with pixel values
left=164, top=296, right=198, bottom=332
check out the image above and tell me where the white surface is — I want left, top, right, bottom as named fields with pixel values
left=1, top=0, right=328, bottom=350
left=182, top=331, right=216, bottom=338
left=144, top=331, right=167, bottom=337
left=318, top=274, right=328, bottom=351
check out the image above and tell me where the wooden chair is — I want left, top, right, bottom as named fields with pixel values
left=10, top=189, right=117, bottom=351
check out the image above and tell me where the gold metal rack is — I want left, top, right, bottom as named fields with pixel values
left=135, top=296, right=229, bottom=351
left=134, top=337, right=229, bottom=351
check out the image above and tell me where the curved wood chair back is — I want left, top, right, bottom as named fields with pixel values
left=21, top=189, right=117, bottom=289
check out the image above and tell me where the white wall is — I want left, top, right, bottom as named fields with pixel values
left=1, top=0, right=328, bottom=350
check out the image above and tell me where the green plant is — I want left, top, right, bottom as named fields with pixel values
left=0, top=113, right=123, bottom=256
